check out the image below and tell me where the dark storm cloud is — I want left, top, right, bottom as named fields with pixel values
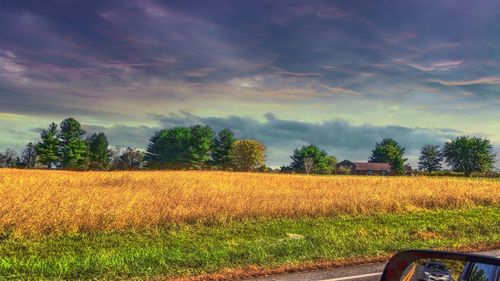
left=155, top=112, right=462, bottom=167
left=0, top=0, right=271, bottom=83
left=1, top=0, right=500, bottom=97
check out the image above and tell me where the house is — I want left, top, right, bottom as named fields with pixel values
left=336, top=160, right=392, bottom=175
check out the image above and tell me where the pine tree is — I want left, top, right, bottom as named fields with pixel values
left=59, top=118, right=88, bottom=169
left=211, top=128, right=236, bottom=168
left=418, top=145, right=443, bottom=173
left=36, top=122, right=60, bottom=168
left=145, top=125, right=214, bottom=169
left=87, top=132, right=111, bottom=170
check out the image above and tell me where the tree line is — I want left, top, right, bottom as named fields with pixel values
left=0, top=118, right=144, bottom=170
left=144, top=125, right=266, bottom=171
left=0, top=117, right=497, bottom=176
left=0, top=118, right=267, bottom=172
left=418, top=137, right=497, bottom=176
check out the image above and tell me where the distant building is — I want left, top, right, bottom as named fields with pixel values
left=404, top=165, right=413, bottom=176
left=336, top=160, right=392, bottom=175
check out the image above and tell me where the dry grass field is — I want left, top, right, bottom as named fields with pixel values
left=0, top=169, right=499, bottom=235
left=1, top=169, right=499, bottom=279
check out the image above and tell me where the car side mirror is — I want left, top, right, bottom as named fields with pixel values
left=380, top=250, right=500, bottom=281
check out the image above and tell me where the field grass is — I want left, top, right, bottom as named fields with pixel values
left=1, top=169, right=499, bottom=280
left=0, top=169, right=499, bottom=235
left=0, top=207, right=498, bottom=280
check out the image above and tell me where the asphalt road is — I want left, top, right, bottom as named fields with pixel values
left=243, top=250, right=500, bottom=281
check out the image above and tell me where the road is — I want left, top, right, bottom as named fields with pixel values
left=243, top=250, right=500, bottom=281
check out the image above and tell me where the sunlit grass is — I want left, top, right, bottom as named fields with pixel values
left=0, top=169, right=498, bottom=235
left=0, top=207, right=498, bottom=280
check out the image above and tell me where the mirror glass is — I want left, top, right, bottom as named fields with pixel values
left=400, top=259, right=499, bottom=281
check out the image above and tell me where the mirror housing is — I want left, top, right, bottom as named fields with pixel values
left=380, top=250, right=500, bottom=281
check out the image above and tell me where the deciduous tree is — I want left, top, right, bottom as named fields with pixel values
left=230, top=139, right=266, bottom=171
left=369, top=138, right=407, bottom=174
left=0, top=148, right=18, bottom=168
left=20, top=142, right=37, bottom=168
left=443, top=136, right=496, bottom=176
left=289, top=144, right=336, bottom=174
left=112, top=147, right=144, bottom=170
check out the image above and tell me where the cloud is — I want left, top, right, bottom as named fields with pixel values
left=272, top=71, right=323, bottom=78
left=0, top=51, right=28, bottom=83
left=404, top=60, right=463, bottom=72
left=184, top=67, right=218, bottom=78
left=1, top=0, right=500, bottom=164
left=320, top=84, right=363, bottom=96
left=154, top=113, right=462, bottom=167
left=430, top=77, right=500, bottom=86
left=82, top=124, right=156, bottom=149
left=228, top=77, right=261, bottom=88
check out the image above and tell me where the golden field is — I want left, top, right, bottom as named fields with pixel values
left=0, top=169, right=499, bottom=235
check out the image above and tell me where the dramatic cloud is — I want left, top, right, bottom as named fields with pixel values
left=0, top=0, right=499, bottom=169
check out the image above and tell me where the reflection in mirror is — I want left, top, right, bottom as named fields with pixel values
left=400, top=259, right=500, bottom=281
left=464, top=262, right=498, bottom=281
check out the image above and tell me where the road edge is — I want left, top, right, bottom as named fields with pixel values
left=163, top=243, right=500, bottom=281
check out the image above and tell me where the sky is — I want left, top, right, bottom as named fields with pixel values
left=0, top=0, right=499, bottom=168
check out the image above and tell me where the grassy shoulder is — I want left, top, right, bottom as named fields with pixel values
left=0, top=207, right=499, bottom=280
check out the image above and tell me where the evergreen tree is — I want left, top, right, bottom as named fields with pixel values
left=87, top=132, right=111, bottom=170
left=418, top=144, right=443, bottom=173
left=36, top=122, right=60, bottom=168
left=188, top=125, right=215, bottom=168
left=145, top=125, right=214, bottom=169
left=59, top=118, right=88, bottom=169
left=211, top=128, right=235, bottom=168
left=145, top=127, right=191, bottom=168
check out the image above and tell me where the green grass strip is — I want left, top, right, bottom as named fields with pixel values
left=0, top=207, right=499, bottom=280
